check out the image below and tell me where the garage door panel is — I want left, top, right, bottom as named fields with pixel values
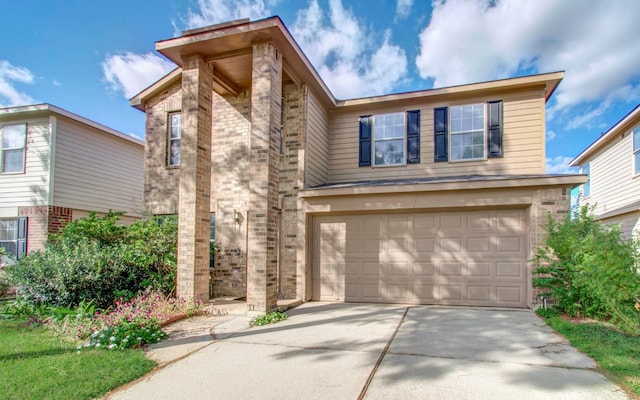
left=468, top=261, right=491, bottom=277
left=312, top=209, right=528, bottom=307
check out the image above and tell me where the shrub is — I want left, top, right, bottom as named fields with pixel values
left=250, top=310, right=288, bottom=326
left=532, top=206, right=640, bottom=333
left=80, top=319, right=168, bottom=351
left=5, top=212, right=178, bottom=309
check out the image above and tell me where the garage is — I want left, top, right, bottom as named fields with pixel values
left=311, top=209, right=528, bottom=307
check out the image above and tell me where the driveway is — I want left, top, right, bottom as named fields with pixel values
left=108, top=303, right=629, bottom=399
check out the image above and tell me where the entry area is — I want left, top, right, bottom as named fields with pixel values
left=311, top=209, right=529, bottom=307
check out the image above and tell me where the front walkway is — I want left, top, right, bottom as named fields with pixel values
left=107, top=303, right=629, bottom=399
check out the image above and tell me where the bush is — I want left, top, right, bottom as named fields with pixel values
left=532, top=206, right=640, bottom=333
left=250, top=310, right=288, bottom=326
left=5, top=212, right=178, bottom=309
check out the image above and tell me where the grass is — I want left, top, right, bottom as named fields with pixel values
left=0, top=318, right=156, bottom=400
left=544, top=315, right=640, bottom=396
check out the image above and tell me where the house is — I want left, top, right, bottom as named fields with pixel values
left=0, top=104, right=144, bottom=263
left=570, top=104, right=640, bottom=239
left=131, top=17, right=585, bottom=312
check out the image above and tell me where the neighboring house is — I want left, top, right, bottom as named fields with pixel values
left=0, top=104, right=144, bottom=263
left=131, top=17, right=585, bottom=312
left=570, top=104, right=640, bottom=239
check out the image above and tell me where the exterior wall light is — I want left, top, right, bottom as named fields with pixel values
left=232, top=209, right=241, bottom=223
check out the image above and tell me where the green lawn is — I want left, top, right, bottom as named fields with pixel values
left=545, top=316, right=640, bottom=396
left=0, top=318, right=156, bottom=400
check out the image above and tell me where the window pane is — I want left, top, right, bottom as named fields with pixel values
left=634, top=129, right=640, bottom=152
left=374, top=113, right=404, bottom=140
left=374, top=139, right=404, bottom=165
left=209, top=214, right=216, bottom=242
left=635, top=152, right=640, bottom=175
left=3, top=149, right=24, bottom=173
left=0, top=220, right=16, bottom=241
left=0, top=241, right=16, bottom=257
left=2, top=124, right=26, bottom=149
left=169, top=139, right=180, bottom=166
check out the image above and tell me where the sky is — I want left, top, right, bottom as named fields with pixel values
left=2, top=0, right=640, bottom=174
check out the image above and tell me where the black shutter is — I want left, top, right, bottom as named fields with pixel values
left=359, top=115, right=372, bottom=167
left=17, top=216, right=27, bottom=259
left=434, top=107, right=448, bottom=162
left=406, top=110, right=420, bottom=164
left=487, top=100, right=503, bottom=158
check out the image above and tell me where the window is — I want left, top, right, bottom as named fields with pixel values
left=634, top=129, right=640, bottom=175
left=168, top=113, right=181, bottom=166
left=449, top=104, right=485, bottom=161
left=359, top=110, right=420, bottom=167
left=434, top=100, right=502, bottom=163
left=582, top=163, right=590, bottom=197
left=1, top=124, right=26, bottom=173
left=214, top=213, right=216, bottom=244
left=373, top=113, right=405, bottom=166
left=0, top=219, right=17, bottom=258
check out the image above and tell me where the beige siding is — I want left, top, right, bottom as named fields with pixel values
left=0, top=117, right=50, bottom=208
left=601, top=211, right=640, bottom=240
left=583, top=128, right=640, bottom=216
left=52, top=116, right=143, bottom=216
left=305, top=89, right=330, bottom=187
left=328, top=89, right=545, bottom=183
left=72, top=209, right=138, bottom=226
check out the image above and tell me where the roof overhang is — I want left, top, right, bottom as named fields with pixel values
left=0, top=103, right=143, bottom=146
left=299, top=174, right=586, bottom=198
left=571, top=103, right=640, bottom=166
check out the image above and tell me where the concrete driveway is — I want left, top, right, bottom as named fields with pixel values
left=108, top=303, right=629, bottom=399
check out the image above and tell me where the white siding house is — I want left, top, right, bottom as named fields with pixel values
left=0, top=104, right=144, bottom=261
left=571, top=104, right=640, bottom=239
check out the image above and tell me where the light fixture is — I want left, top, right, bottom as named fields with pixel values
left=232, top=209, right=241, bottom=223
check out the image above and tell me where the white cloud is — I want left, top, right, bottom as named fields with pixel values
left=546, top=156, right=578, bottom=174
left=52, top=79, right=62, bottom=87
left=0, top=60, right=35, bottom=107
left=102, top=52, right=175, bottom=99
left=181, top=0, right=276, bottom=31
left=396, top=0, right=414, bottom=19
left=546, top=130, right=556, bottom=142
left=415, top=0, right=640, bottom=114
left=292, top=0, right=408, bottom=99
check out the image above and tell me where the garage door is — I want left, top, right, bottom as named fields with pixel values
left=312, top=209, right=528, bottom=307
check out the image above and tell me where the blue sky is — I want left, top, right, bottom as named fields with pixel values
left=2, top=0, right=639, bottom=174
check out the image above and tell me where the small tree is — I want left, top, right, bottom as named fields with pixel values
left=532, top=206, right=640, bottom=333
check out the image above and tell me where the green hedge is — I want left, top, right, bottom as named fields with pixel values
left=5, top=212, right=177, bottom=309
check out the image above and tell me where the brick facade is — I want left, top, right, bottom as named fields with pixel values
left=529, top=186, right=572, bottom=304
left=177, top=54, right=213, bottom=302
left=18, top=206, right=73, bottom=253
left=245, top=42, right=282, bottom=312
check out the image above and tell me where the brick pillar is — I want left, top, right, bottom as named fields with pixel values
left=246, top=42, right=282, bottom=312
left=177, top=54, right=212, bottom=302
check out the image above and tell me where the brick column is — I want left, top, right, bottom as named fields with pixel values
left=177, top=54, right=212, bottom=302
left=246, top=42, right=282, bottom=312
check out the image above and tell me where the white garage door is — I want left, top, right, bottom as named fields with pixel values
left=312, top=209, right=528, bottom=307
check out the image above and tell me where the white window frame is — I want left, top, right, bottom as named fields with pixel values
left=1, top=123, right=27, bottom=174
left=449, top=103, right=486, bottom=162
left=167, top=112, right=181, bottom=167
left=0, top=218, right=18, bottom=259
left=633, top=128, right=640, bottom=176
left=372, top=112, right=406, bottom=167
left=582, top=162, right=590, bottom=197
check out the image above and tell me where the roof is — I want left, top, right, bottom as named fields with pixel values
left=300, top=174, right=586, bottom=197
left=570, top=103, right=640, bottom=166
left=0, top=103, right=144, bottom=146
left=131, top=16, right=564, bottom=112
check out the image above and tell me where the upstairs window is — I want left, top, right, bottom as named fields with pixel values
left=374, top=112, right=405, bottom=166
left=168, top=112, right=181, bottom=167
left=434, top=100, right=502, bottom=162
left=582, top=162, right=590, bottom=197
left=1, top=124, right=27, bottom=173
left=450, top=104, right=485, bottom=161
left=359, top=110, right=420, bottom=167
left=633, top=128, right=640, bottom=175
